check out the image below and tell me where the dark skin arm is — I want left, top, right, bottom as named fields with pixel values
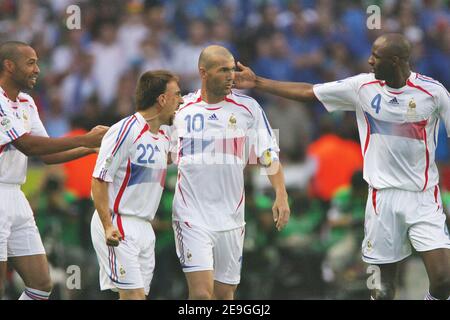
left=39, top=147, right=97, bottom=165
left=234, top=62, right=318, bottom=103
left=12, top=125, right=107, bottom=157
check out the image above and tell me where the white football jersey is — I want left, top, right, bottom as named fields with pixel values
left=171, top=90, right=279, bottom=231
left=93, top=112, right=169, bottom=220
left=313, top=72, right=450, bottom=191
left=0, top=86, right=48, bottom=185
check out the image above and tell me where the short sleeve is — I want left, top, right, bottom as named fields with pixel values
left=437, top=86, right=450, bottom=137
left=249, top=101, right=280, bottom=159
left=28, top=100, right=49, bottom=137
left=313, top=74, right=367, bottom=112
left=0, top=99, right=27, bottom=145
left=93, top=121, right=132, bottom=182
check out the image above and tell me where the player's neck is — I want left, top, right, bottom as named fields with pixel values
left=385, top=68, right=411, bottom=89
left=139, top=109, right=161, bottom=134
left=201, top=88, right=224, bottom=104
left=0, top=78, right=20, bottom=101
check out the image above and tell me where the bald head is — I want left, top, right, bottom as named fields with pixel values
left=374, top=33, right=411, bottom=60
left=198, top=45, right=234, bottom=70
left=0, top=41, right=30, bottom=73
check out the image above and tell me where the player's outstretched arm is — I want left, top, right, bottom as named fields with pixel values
left=265, top=161, right=290, bottom=231
left=234, top=62, right=318, bottom=103
left=12, top=125, right=108, bottom=156
left=39, top=147, right=98, bottom=165
left=91, top=178, right=122, bottom=247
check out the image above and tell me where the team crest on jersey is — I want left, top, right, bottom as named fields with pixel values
left=366, top=240, right=372, bottom=251
left=228, top=114, right=237, bottom=129
left=0, top=116, right=12, bottom=131
left=186, top=250, right=192, bottom=262
left=406, top=98, right=417, bottom=121
left=105, top=156, right=113, bottom=168
left=22, top=111, right=28, bottom=121
left=119, top=266, right=126, bottom=277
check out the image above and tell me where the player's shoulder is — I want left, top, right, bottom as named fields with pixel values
left=347, top=73, right=375, bottom=87
left=411, top=73, right=449, bottom=98
left=181, top=90, right=202, bottom=107
left=227, top=90, right=261, bottom=115
left=108, top=114, right=140, bottom=139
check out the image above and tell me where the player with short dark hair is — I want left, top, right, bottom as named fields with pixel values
left=90, top=70, right=183, bottom=300
left=234, top=33, right=450, bottom=300
left=0, top=41, right=107, bottom=300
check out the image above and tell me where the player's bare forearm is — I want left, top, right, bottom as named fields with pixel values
left=39, top=147, right=96, bottom=164
left=13, top=134, right=89, bottom=156
left=12, top=126, right=107, bottom=156
left=266, top=162, right=290, bottom=230
left=91, top=178, right=113, bottom=230
left=267, top=162, right=288, bottom=198
left=255, top=77, right=317, bottom=102
left=234, top=62, right=317, bottom=102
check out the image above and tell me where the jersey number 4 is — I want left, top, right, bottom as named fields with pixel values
left=371, top=94, right=381, bottom=114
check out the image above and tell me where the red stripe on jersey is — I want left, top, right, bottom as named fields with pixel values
left=363, top=114, right=371, bottom=155
left=112, top=116, right=136, bottom=155
left=224, top=97, right=253, bottom=116
left=372, top=188, right=378, bottom=214
left=387, top=90, right=403, bottom=95
left=116, top=214, right=125, bottom=239
left=159, top=129, right=170, bottom=141
left=205, top=107, right=222, bottom=110
left=18, top=98, right=29, bottom=103
left=177, top=171, right=187, bottom=205
left=434, top=186, right=441, bottom=210
left=406, top=80, right=433, bottom=98
left=235, top=189, right=244, bottom=213
left=178, top=96, right=202, bottom=112
left=113, top=159, right=131, bottom=214
left=359, top=80, right=385, bottom=90
left=422, top=128, right=429, bottom=191
left=133, top=123, right=149, bottom=144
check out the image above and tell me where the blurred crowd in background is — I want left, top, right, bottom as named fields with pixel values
left=0, top=0, right=449, bottom=299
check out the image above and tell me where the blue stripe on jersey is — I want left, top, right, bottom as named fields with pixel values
left=115, top=116, right=131, bottom=143
left=112, top=118, right=137, bottom=156
left=181, top=264, right=202, bottom=269
left=0, top=103, right=5, bottom=116
left=260, top=108, right=273, bottom=137
left=6, top=131, right=14, bottom=141
left=179, top=137, right=215, bottom=156
left=416, top=77, right=448, bottom=93
left=12, top=128, right=19, bottom=138
left=127, top=163, right=166, bottom=186
left=232, top=92, right=255, bottom=101
left=365, top=112, right=426, bottom=140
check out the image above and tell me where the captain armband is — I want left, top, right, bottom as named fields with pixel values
left=258, top=149, right=279, bottom=167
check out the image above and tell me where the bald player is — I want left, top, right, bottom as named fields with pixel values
left=0, top=41, right=106, bottom=300
left=234, top=33, right=450, bottom=300
left=171, top=45, right=290, bottom=300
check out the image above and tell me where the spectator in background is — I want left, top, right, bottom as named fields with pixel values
left=62, top=116, right=99, bottom=250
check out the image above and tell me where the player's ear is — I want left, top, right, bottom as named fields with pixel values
left=391, top=56, right=400, bottom=65
left=3, top=59, right=15, bottom=73
left=199, top=67, right=207, bottom=79
left=157, top=93, right=166, bottom=107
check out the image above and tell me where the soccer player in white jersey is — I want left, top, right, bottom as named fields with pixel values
left=171, top=45, right=290, bottom=300
left=234, top=33, right=450, bottom=300
left=90, top=70, right=183, bottom=300
left=0, top=41, right=106, bottom=300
